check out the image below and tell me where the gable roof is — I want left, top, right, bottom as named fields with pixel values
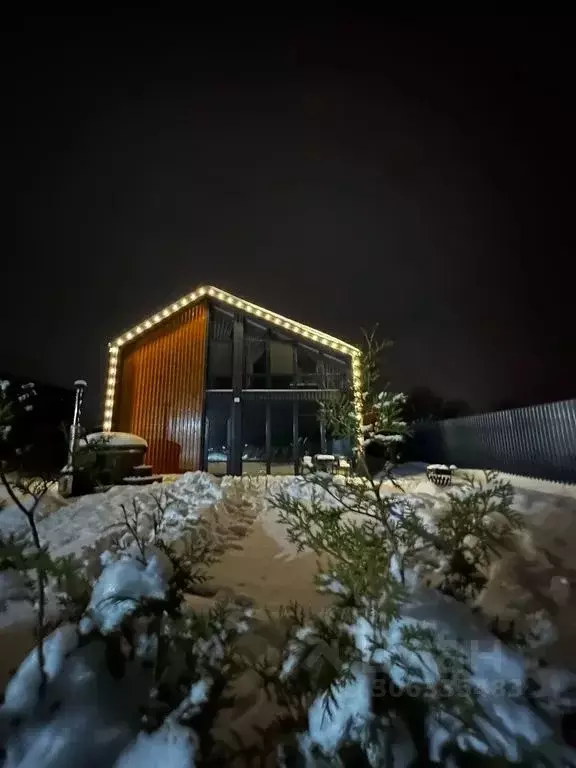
left=109, top=285, right=360, bottom=356
left=103, top=285, right=362, bottom=432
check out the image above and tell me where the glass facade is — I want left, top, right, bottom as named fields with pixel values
left=298, top=400, right=322, bottom=457
left=204, top=395, right=230, bottom=475
left=242, top=400, right=267, bottom=474
left=207, top=307, right=233, bottom=388
left=269, top=341, right=294, bottom=388
left=295, top=345, right=322, bottom=388
left=204, top=301, right=352, bottom=474
left=323, top=353, right=349, bottom=390
left=207, top=342, right=232, bottom=388
left=244, top=321, right=267, bottom=389
left=270, top=401, right=294, bottom=474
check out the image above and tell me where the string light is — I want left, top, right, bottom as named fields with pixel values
left=103, top=284, right=363, bottom=442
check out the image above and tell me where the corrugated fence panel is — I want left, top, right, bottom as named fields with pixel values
left=115, top=301, right=208, bottom=473
left=406, top=399, right=576, bottom=484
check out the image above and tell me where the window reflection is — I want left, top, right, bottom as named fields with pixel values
left=205, top=397, right=230, bottom=475
left=242, top=401, right=267, bottom=474
left=270, top=402, right=294, bottom=474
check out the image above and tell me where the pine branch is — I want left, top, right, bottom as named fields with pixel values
left=0, top=464, right=48, bottom=695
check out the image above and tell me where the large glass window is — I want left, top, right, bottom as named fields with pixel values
left=205, top=397, right=230, bottom=475
left=208, top=308, right=233, bottom=388
left=298, top=401, right=322, bottom=459
left=207, top=342, right=233, bottom=388
left=242, top=401, right=267, bottom=475
left=270, top=402, right=294, bottom=474
left=244, top=321, right=267, bottom=389
left=296, top=345, right=322, bottom=388
left=270, top=341, right=294, bottom=388
left=323, top=354, right=349, bottom=390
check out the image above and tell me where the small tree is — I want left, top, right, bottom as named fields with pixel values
left=319, top=326, right=409, bottom=479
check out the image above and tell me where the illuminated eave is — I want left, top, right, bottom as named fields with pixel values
left=103, top=285, right=363, bottom=438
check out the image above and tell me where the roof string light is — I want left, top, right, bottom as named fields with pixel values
left=104, top=284, right=361, bottom=438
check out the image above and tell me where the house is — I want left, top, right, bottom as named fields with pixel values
left=103, top=286, right=362, bottom=475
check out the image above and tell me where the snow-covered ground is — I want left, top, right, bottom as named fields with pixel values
left=2, top=467, right=575, bottom=617
left=0, top=472, right=221, bottom=556
left=1, top=467, right=575, bottom=764
left=1, top=468, right=575, bottom=673
left=0, top=472, right=261, bottom=631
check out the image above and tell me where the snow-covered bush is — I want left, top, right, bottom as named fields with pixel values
left=262, top=332, right=574, bottom=764
left=0, top=481, right=254, bottom=767
left=429, top=471, right=525, bottom=603
left=265, top=470, right=575, bottom=765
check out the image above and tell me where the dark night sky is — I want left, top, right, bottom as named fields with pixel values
left=4, top=14, right=575, bottom=422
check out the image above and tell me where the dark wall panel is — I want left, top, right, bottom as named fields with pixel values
left=115, top=302, right=208, bottom=473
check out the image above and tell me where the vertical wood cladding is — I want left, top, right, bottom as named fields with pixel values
left=115, top=301, right=208, bottom=473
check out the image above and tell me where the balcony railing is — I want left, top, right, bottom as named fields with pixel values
left=243, top=372, right=349, bottom=390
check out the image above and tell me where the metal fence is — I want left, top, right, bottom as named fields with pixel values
left=405, top=398, right=576, bottom=484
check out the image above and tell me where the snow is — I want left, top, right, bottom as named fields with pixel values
left=207, top=451, right=227, bottom=461
left=114, top=721, right=197, bottom=768
left=372, top=433, right=404, bottom=443
left=188, top=678, right=211, bottom=706
left=427, top=464, right=457, bottom=470
left=82, top=432, right=148, bottom=449
left=2, top=624, right=79, bottom=715
left=304, top=663, right=373, bottom=755
left=294, top=586, right=572, bottom=762
left=0, top=473, right=227, bottom=633
left=1, top=468, right=576, bottom=764
left=122, top=475, right=164, bottom=483
left=0, top=621, right=157, bottom=767
left=0, top=569, right=30, bottom=608
left=1, top=471, right=222, bottom=560
left=0, top=543, right=203, bottom=766
left=86, top=548, right=173, bottom=633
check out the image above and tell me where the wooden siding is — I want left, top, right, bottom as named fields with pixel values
left=115, top=301, right=208, bottom=473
